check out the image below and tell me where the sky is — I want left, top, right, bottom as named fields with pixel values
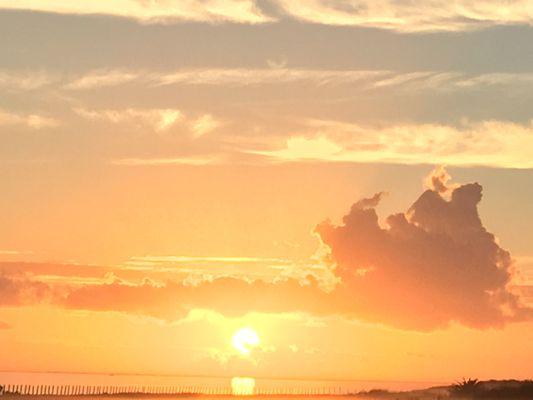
left=0, top=0, right=533, bottom=384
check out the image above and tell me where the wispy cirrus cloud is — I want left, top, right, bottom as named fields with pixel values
left=111, top=156, right=220, bottom=166
left=191, top=114, right=221, bottom=138
left=0, top=70, right=55, bottom=91
left=5, top=68, right=533, bottom=92
left=0, top=0, right=272, bottom=24
left=2, top=0, right=532, bottom=31
left=253, top=119, right=533, bottom=169
left=453, top=73, right=533, bottom=88
left=72, top=69, right=533, bottom=91
left=74, top=107, right=184, bottom=132
left=1, top=68, right=389, bottom=90
left=151, top=68, right=387, bottom=86
left=0, top=109, right=59, bottom=129
left=74, top=107, right=221, bottom=137
left=272, top=0, right=533, bottom=32
left=0, top=250, right=32, bottom=256
left=65, top=69, right=141, bottom=90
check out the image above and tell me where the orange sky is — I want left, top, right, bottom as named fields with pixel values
left=1, top=0, right=533, bottom=385
left=1, top=165, right=532, bottom=381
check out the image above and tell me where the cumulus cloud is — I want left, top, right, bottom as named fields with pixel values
left=424, top=165, right=458, bottom=195
left=315, top=167, right=532, bottom=329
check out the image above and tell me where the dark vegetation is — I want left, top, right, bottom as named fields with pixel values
left=450, top=379, right=533, bottom=399
left=352, top=379, right=533, bottom=400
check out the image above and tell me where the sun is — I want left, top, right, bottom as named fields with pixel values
left=232, top=327, right=260, bottom=355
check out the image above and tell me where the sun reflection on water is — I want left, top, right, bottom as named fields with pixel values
left=231, top=377, right=256, bottom=396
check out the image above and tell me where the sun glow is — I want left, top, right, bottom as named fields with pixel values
left=232, top=327, right=260, bottom=355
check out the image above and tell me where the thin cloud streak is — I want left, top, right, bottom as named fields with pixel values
left=191, top=114, right=220, bottom=138
left=0, top=254, right=332, bottom=290
left=151, top=69, right=388, bottom=86
left=273, top=0, right=533, bottom=32
left=111, top=156, right=220, bottom=166
left=65, top=69, right=141, bottom=90
left=0, top=71, right=55, bottom=91
left=107, top=118, right=533, bottom=169
left=0, top=109, right=60, bottom=129
left=74, top=107, right=184, bottom=132
left=4, top=68, right=533, bottom=91
left=75, top=107, right=220, bottom=138
left=0, top=0, right=272, bottom=24
left=2, top=0, right=533, bottom=31
left=254, top=120, right=533, bottom=169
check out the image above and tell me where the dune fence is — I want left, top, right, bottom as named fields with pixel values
left=0, top=384, right=347, bottom=397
